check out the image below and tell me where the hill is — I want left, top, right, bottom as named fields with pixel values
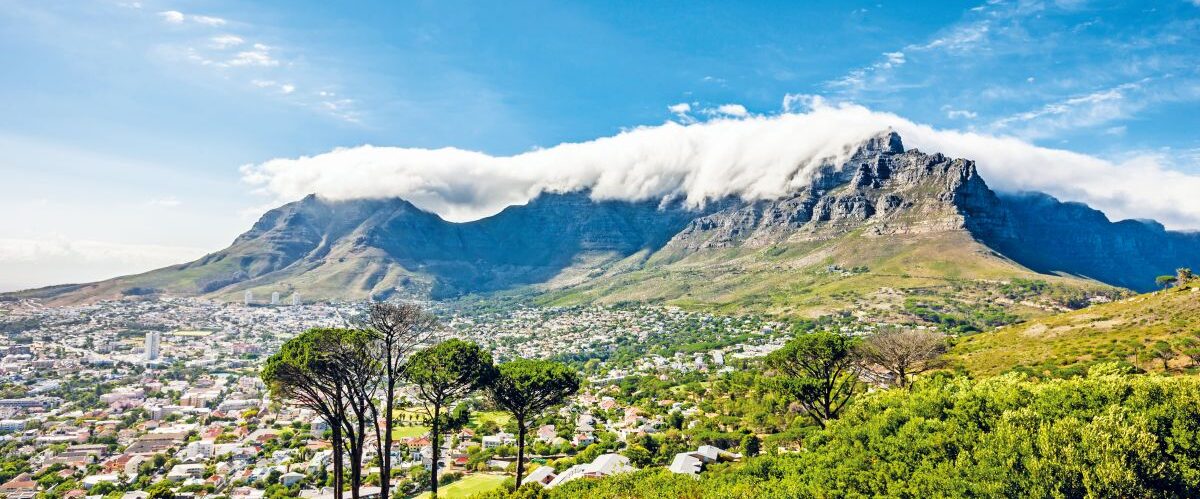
left=949, top=277, right=1200, bottom=377
left=6, top=131, right=1198, bottom=316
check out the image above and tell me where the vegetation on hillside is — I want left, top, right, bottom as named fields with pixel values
left=949, top=269, right=1200, bottom=377
left=490, top=369, right=1200, bottom=498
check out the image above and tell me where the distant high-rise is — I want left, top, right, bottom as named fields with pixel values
left=244, top=290, right=253, bottom=306
left=144, top=331, right=161, bottom=361
left=271, top=292, right=280, bottom=305
left=291, top=293, right=300, bottom=306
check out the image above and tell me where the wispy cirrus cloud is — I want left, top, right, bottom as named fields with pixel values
left=143, top=6, right=363, bottom=123
left=822, top=0, right=1200, bottom=144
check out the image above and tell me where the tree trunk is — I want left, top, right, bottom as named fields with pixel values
left=382, top=382, right=393, bottom=499
left=332, top=424, right=345, bottom=499
left=514, top=417, right=526, bottom=489
left=350, top=420, right=364, bottom=499
left=430, top=403, right=440, bottom=499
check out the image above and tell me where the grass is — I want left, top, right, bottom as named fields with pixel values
left=471, top=411, right=512, bottom=428
left=948, top=281, right=1200, bottom=377
left=412, top=473, right=507, bottom=499
left=393, top=425, right=430, bottom=439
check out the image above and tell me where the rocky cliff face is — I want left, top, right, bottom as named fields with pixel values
left=665, top=131, right=996, bottom=250
left=9, top=131, right=1199, bottom=303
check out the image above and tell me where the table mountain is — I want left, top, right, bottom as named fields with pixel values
left=10, top=131, right=1198, bottom=308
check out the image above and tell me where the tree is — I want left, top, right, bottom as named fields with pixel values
left=1178, top=268, right=1194, bottom=283
left=330, top=329, right=382, bottom=499
left=858, top=328, right=948, bottom=389
left=622, top=445, right=653, bottom=467
left=1156, top=275, right=1178, bottom=289
left=487, top=359, right=581, bottom=488
left=262, top=329, right=350, bottom=499
left=364, top=303, right=437, bottom=498
left=262, top=329, right=379, bottom=499
left=403, top=340, right=496, bottom=498
left=765, top=332, right=861, bottom=428
left=740, top=433, right=761, bottom=457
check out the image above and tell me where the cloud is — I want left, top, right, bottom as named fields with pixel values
left=943, top=106, right=978, bottom=120
left=157, top=10, right=226, bottom=26
left=192, top=15, right=226, bottom=26
left=157, top=10, right=184, bottom=24
left=228, top=43, right=278, bottom=67
left=714, top=104, right=748, bottom=117
left=988, top=79, right=1165, bottom=139
left=241, top=100, right=1200, bottom=230
left=210, top=34, right=244, bottom=49
left=280, top=83, right=295, bottom=94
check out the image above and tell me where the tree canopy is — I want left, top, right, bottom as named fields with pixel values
left=488, top=359, right=581, bottom=487
left=765, top=332, right=860, bottom=428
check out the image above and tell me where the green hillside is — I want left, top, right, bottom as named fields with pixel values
left=536, top=230, right=1121, bottom=323
left=949, top=278, right=1200, bottom=377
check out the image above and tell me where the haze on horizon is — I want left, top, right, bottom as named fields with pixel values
left=2, top=0, right=1200, bottom=292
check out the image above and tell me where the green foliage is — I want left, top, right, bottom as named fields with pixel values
left=518, top=373, right=1200, bottom=498
left=488, top=359, right=581, bottom=487
left=739, top=434, right=760, bottom=457
left=765, top=332, right=861, bottom=428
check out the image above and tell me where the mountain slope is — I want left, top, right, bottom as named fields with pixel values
left=949, top=278, right=1200, bottom=376
left=7, top=131, right=1199, bottom=311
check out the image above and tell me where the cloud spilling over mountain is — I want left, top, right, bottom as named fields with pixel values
left=241, top=100, right=1200, bottom=230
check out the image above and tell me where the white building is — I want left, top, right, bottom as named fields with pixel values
left=144, top=331, right=161, bottom=361
left=271, top=292, right=280, bottom=305
left=546, top=454, right=636, bottom=488
left=244, top=290, right=253, bottom=306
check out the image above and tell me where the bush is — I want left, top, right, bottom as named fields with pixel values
left=502, top=373, right=1200, bottom=498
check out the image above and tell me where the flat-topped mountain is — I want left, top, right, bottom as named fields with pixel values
left=9, top=132, right=1199, bottom=309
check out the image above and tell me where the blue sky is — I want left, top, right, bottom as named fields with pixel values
left=1, top=0, right=1199, bottom=290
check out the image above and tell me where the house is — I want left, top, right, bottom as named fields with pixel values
left=536, top=425, right=557, bottom=443
left=299, top=486, right=381, bottom=499
left=546, top=454, right=636, bottom=488
left=572, top=432, right=594, bottom=447
left=667, top=445, right=742, bottom=476
left=525, top=465, right=556, bottom=486
left=481, top=431, right=515, bottom=449
left=280, top=471, right=306, bottom=487
left=81, top=474, right=122, bottom=490
left=167, top=463, right=207, bottom=481
left=0, top=473, right=37, bottom=497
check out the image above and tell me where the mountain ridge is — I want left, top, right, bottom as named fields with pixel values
left=6, top=131, right=1198, bottom=309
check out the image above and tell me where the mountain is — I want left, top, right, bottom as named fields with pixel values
left=8, top=131, right=1199, bottom=312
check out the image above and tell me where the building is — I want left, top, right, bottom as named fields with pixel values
left=144, top=331, right=161, bottom=361
left=668, top=445, right=741, bottom=476
left=244, top=290, right=253, bottom=306
left=546, top=454, right=636, bottom=488
left=292, top=293, right=301, bottom=306
left=271, top=292, right=280, bottom=305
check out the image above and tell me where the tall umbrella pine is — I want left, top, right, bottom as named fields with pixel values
left=488, top=360, right=581, bottom=488
left=262, top=329, right=354, bottom=499
left=402, top=340, right=496, bottom=498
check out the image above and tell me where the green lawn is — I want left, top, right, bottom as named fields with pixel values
left=393, top=425, right=430, bottom=439
left=413, top=473, right=506, bottom=499
left=471, top=411, right=511, bottom=427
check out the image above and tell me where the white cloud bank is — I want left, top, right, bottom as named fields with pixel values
left=241, top=100, right=1200, bottom=230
